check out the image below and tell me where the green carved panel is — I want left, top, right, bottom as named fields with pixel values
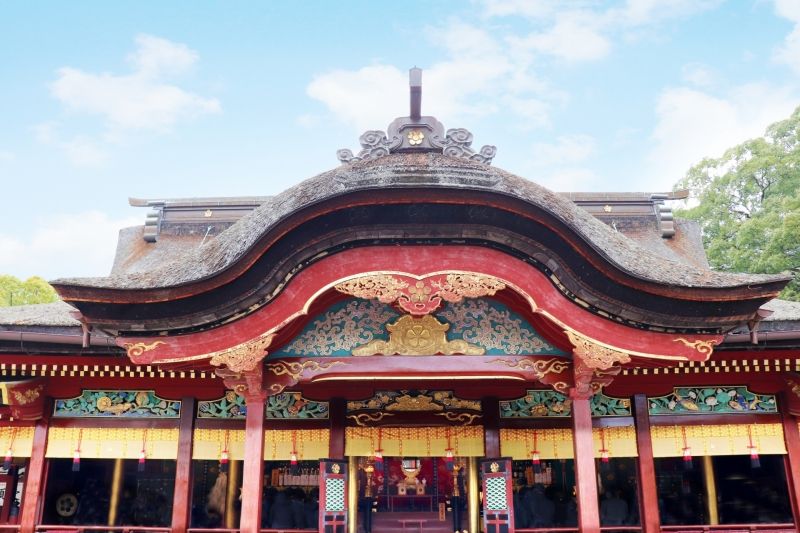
left=267, top=392, right=329, bottom=419
left=648, top=386, right=777, bottom=415
left=53, top=390, right=181, bottom=418
left=590, top=392, right=631, bottom=416
left=197, top=392, right=329, bottom=419
left=198, top=391, right=246, bottom=419
left=499, top=390, right=632, bottom=418
left=499, top=390, right=571, bottom=417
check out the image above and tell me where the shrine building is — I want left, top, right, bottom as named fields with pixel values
left=2, top=69, right=800, bottom=533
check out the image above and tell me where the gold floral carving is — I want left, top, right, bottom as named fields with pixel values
left=335, top=275, right=409, bottom=303
left=565, top=330, right=631, bottom=370
left=673, top=337, right=717, bottom=357
left=385, top=394, right=444, bottom=411
left=208, top=334, right=275, bottom=373
left=123, top=340, right=166, bottom=358
left=435, top=412, right=482, bottom=425
left=335, top=273, right=506, bottom=315
left=487, top=358, right=570, bottom=378
left=432, top=274, right=506, bottom=302
left=347, top=412, right=395, bottom=427
left=266, top=359, right=346, bottom=381
left=352, top=314, right=484, bottom=356
left=12, top=385, right=43, bottom=405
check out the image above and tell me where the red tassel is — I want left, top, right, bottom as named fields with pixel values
left=748, top=426, right=760, bottom=468
left=72, top=449, right=81, bottom=472
left=290, top=451, right=298, bottom=466
left=3, top=448, right=12, bottom=470
left=220, top=450, right=229, bottom=473
left=138, top=448, right=146, bottom=472
left=681, top=427, right=693, bottom=470
left=600, top=449, right=610, bottom=463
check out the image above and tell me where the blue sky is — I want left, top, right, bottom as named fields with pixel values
left=2, top=0, right=800, bottom=280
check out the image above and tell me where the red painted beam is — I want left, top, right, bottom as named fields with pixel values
left=19, top=400, right=50, bottom=533
left=571, top=396, right=600, bottom=533
left=170, top=397, right=195, bottom=533
left=633, top=394, right=660, bottom=533
left=328, top=397, right=346, bottom=459
left=240, top=393, right=267, bottom=533
left=781, top=394, right=800, bottom=527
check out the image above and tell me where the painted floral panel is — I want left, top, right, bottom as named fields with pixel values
left=53, top=390, right=181, bottom=418
left=648, top=386, right=777, bottom=415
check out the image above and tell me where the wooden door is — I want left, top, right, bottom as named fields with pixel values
left=481, top=458, right=515, bottom=533
left=319, top=459, right=348, bottom=533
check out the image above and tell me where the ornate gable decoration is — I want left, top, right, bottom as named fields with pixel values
left=272, top=296, right=564, bottom=358
left=337, top=68, right=496, bottom=165
left=335, top=273, right=506, bottom=316
left=347, top=390, right=482, bottom=426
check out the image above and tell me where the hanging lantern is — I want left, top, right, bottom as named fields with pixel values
left=374, top=449, right=384, bottom=472
left=748, top=426, right=761, bottom=469
left=445, top=448, right=455, bottom=471
left=600, top=449, right=610, bottom=463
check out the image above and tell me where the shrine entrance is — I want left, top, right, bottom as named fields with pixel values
left=353, top=456, right=472, bottom=533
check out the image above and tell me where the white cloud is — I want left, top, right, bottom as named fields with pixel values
left=531, top=134, right=596, bottom=167
left=681, top=62, right=715, bottom=88
left=0, top=211, right=141, bottom=280
left=773, top=0, right=800, bottom=73
left=49, top=34, right=220, bottom=133
left=306, top=21, right=562, bottom=133
left=32, top=122, right=108, bottom=167
left=509, top=13, right=611, bottom=63
left=647, top=83, right=800, bottom=190
left=307, top=65, right=406, bottom=132
left=0, top=150, right=14, bottom=162
left=127, top=34, right=198, bottom=77
left=535, top=167, right=599, bottom=191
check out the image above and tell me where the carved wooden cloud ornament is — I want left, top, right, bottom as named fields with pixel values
left=337, top=67, right=497, bottom=165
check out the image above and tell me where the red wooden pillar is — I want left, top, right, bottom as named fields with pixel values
left=780, top=395, right=800, bottom=526
left=633, top=394, right=660, bottom=533
left=482, top=396, right=500, bottom=457
left=20, top=402, right=51, bottom=533
left=570, top=394, right=600, bottom=533
left=170, top=397, right=196, bottom=533
left=240, top=391, right=267, bottom=533
left=329, top=397, right=346, bottom=459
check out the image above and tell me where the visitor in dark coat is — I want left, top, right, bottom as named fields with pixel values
left=269, top=491, right=294, bottom=529
left=600, top=490, right=628, bottom=526
left=514, top=489, right=530, bottom=528
left=526, top=484, right=555, bottom=527
left=304, top=489, right=320, bottom=530
left=290, top=490, right=306, bottom=529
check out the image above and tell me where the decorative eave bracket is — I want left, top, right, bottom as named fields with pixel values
left=337, top=68, right=497, bottom=165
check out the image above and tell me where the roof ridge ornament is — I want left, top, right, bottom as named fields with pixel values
left=337, top=68, right=497, bottom=165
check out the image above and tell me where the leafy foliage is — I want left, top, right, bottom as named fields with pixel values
left=675, top=108, right=800, bottom=300
left=0, top=275, right=59, bottom=306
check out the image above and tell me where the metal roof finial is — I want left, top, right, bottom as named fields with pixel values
left=336, top=66, right=496, bottom=165
left=410, top=67, right=422, bottom=121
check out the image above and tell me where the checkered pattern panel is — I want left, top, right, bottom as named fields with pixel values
left=485, top=477, right=508, bottom=511
left=325, top=478, right=346, bottom=511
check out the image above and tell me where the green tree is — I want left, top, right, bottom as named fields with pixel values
left=0, top=275, right=60, bottom=306
left=675, top=107, right=800, bottom=301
